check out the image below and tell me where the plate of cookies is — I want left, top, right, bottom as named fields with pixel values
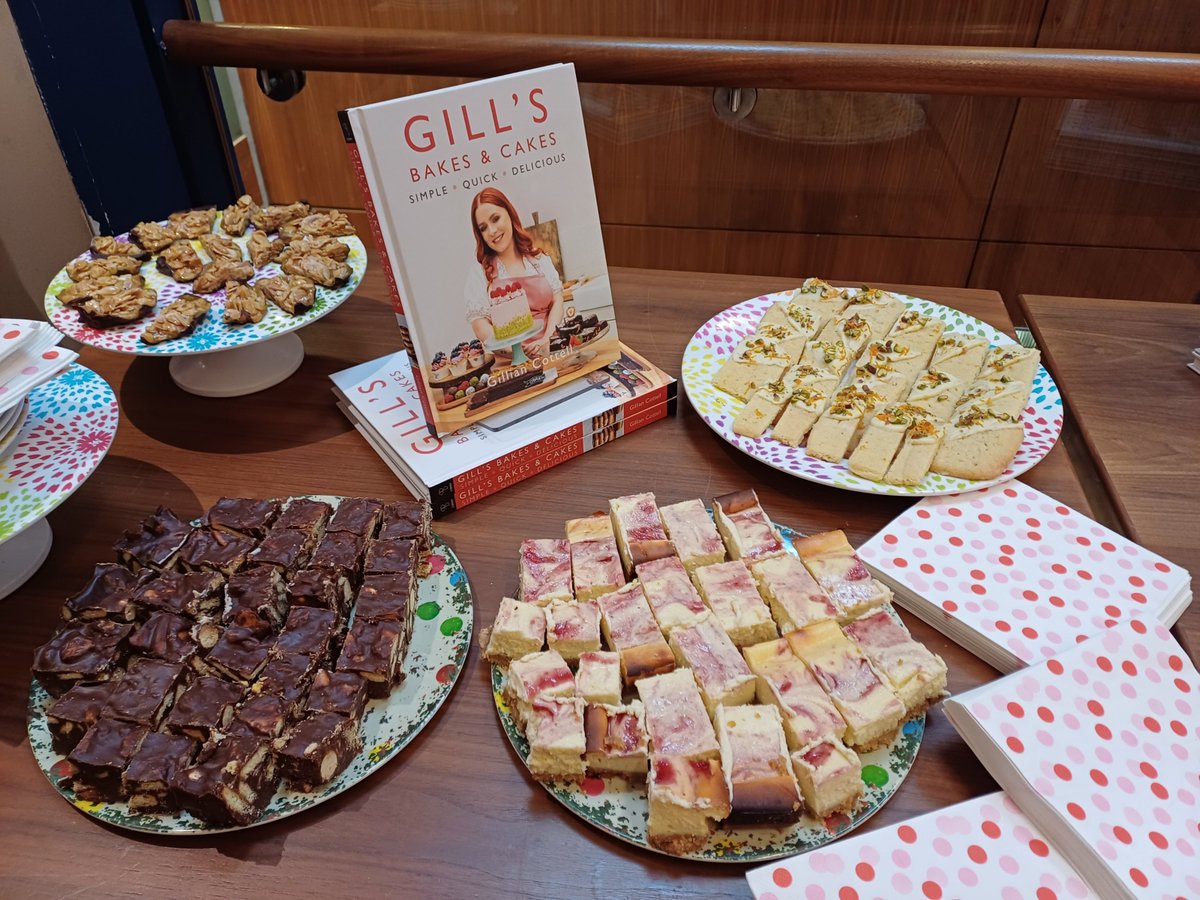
left=482, top=488, right=946, bottom=862
left=43, top=198, right=367, bottom=356
left=26, top=495, right=472, bottom=833
left=681, top=279, right=1063, bottom=496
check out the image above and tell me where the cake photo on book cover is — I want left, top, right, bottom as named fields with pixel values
left=857, top=479, right=1192, bottom=673
left=340, top=63, right=621, bottom=436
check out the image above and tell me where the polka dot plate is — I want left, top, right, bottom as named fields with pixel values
left=0, top=364, right=117, bottom=543
left=27, top=504, right=473, bottom=834
left=491, top=521, right=926, bottom=863
left=681, top=290, right=1063, bottom=496
left=44, top=219, right=367, bottom=356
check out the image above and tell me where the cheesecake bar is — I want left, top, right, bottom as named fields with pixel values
left=792, top=529, right=892, bottom=620
left=791, top=738, right=864, bottom=818
left=128, top=611, right=201, bottom=667
left=748, top=554, right=838, bottom=633
left=712, top=489, right=786, bottom=563
left=336, top=618, right=404, bottom=698
left=306, top=670, right=369, bottom=721
left=635, top=668, right=720, bottom=761
left=518, top=539, right=574, bottom=606
left=32, top=619, right=132, bottom=696
left=134, top=570, right=225, bottom=620
left=113, top=506, right=193, bottom=572
left=171, top=729, right=279, bottom=826
left=544, top=599, right=602, bottom=663
left=658, top=499, right=725, bottom=574
left=691, top=560, right=777, bottom=647
left=668, top=614, right=756, bottom=717
left=843, top=608, right=948, bottom=717
left=205, top=625, right=275, bottom=684
left=61, top=563, right=139, bottom=623
left=504, top=649, right=576, bottom=731
left=564, top=514, right=615, bottom=544
left=165, top=675, right=244, bottom=741
left=608, top=492, right=675, bottom=576
left=785, top=620, right=906, bottom=751
left=526, top=696, right=587, bottom=782
left=276, top=711, right=362, bottom=791
left=326, top=497, right=384, bottom=537
left=203, top=497, right=280, bottom=539
left=46, top=682, right=117, bottom=754
left=67, top=717, right=148, bottom=802
left=123, top=730, right=199, bottom=813
left=482, top=596, right=546, bottom=664
left=596, top=581, right=675, bottom=686
left=176, top=527, right=257, bottom=577
left=743, top=637, right=847, bottom=750
left=574, top=650, right=622, bottom=706
left=636, top=555, right=709, bottom=636
left=646, top=755, right=731, bottom=854
left=584, top=701, right=649, bottom=777
left=569, top=537, right=625, bottom=602
left=716, top=703, right=803, bottom=824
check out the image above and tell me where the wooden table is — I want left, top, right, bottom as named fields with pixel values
left=0, top=267, right=1089, bottom=899
left=1019, top=294, right=1200, bottom=660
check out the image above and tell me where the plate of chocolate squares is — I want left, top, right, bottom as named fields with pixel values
left=26, top=495, right=473, bottom=834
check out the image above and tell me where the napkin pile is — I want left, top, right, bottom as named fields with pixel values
left=0, top=319, right=77, bottom=429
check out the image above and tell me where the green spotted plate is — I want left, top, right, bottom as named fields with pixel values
left=27, top=505, right=472, bottom=834
left=491, top=520, right=925, bottom=862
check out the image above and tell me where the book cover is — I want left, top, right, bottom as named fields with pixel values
left=746, top=791, right=1096, bottom=899
left=857, top=480, right=1192, bottom=673
left=943, top=617, right=1199, bottom=900
left=330, top=344, right=676, bottom=519
left=340, top=63, right=621, bottom=436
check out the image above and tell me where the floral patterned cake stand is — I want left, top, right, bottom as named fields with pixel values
left=0, top=365, right=118, bottom=598
left=44, top=223, right=367, bottom=398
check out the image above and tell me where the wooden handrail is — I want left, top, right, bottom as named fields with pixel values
left=161, top=21, right=1200, bottom=102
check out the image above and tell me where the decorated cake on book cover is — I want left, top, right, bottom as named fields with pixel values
left=858, top=480, right=1191, bottom=673
left=340, top=63, right=620, bottom=436
left=943, top=617, right=1200, bottom=900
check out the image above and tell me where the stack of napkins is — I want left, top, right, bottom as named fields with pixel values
left=0, top=319, right=76, bottom=424
left=858, top=480, right=1192, bottom=673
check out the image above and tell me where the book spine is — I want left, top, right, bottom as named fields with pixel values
left=427, top=394, right=674, bottom=519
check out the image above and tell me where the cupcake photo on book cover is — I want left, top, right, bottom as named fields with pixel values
left=340, top=64, right=620, bottom=436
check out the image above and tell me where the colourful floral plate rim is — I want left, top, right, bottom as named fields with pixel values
left=491, top=520, right=925, bottom=863
left=681, top=290, right=1064, bottom=497
left=44, top=219, right=367, bottom=357
left=27, top=509, right=473, bottom=835
left=0, top=365, right=117, bottom=544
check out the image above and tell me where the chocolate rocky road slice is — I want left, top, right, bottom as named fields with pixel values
left=131, top=569, right=225, bottom=619
left=247, top=230, right=283, bottom=268
left=204, top=497, right=282, bottom=539
left=128, top=611, right=202, bottom=667
left=198, top=231, right=244, bottom=265
left=46, top=681, right=119, bottom=755
left=279, top=209, right=355, bottom=241
left=170, top=728, right=279, bottom=827
left=275, top=711, right=362, bottom=792
left=67, top=716, right=148, bottom=802
left=155, top=240, right=204, bottom=283
left=168, top=207, right=217, bottom=239
left=140, top=293, right=211, bottom=345
left=251, top=200, right=310, bottom=233
left=122, top=730, right=198, bottom=814
left=114, top=506, right=194, bottom=572
left=77, top=284, right=158, bottom=329
left=89, top=235, right=149, bottom=260
left=192, top=259, right=254, bottom=295
left=223, top=280, right=268, bottom=325
left=165, top=675, right=244, bottom=741
left=100, top=657, right=186, bottom=728
left=336, top=617, right=403, bottom=698
left=305, top=670, right=368, bottom=721
left=280, top=252, right=351, bottom=289
left=61, top=562, right=140, bottom=623
left=57, top=272, right=145, bottom=308
left=66, top=254, right=142, bottom=282
left=32, top=618, right=133, bottom=697
left=220, top=194, right=259, bottom=236
left=255, top=273, right=315, bottom=315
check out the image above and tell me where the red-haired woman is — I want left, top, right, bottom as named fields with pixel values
left=463, top=187, right=563, bottom=361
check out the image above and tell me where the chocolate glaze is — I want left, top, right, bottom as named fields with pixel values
left=205, top=626, right=275, bottom=682
left=128, top=611, right=199, bottom=665
left=166, top=675, right=244, bottom=738
left=275, top=498, right=332, bottom=534
left=362, top=538, right=416, bottom=577
left=101, top=658, right=185, bottom=726
left=353, top=574, right=411, bottom=624
left=305, top=670, right=367, bottom=720
left=62, top=563, right=139, bottom=622
left=134, top=570, right=225, bottom=618
left=177, top=528, right=256, bottom=573
left=32, top=619, right=133, bottom=695
left=203, top=497, right=281, bottom=538
left=113, top=507, right=193, bottom=570
left=274, top=606, right=338, bottom=660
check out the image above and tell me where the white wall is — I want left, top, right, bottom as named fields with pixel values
left=0, top=3, right=92, bottom=318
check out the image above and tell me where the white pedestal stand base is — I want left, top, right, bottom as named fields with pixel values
left=168, top=332, right=305, bottom=397
left=0, top=518, right=52, bottom=600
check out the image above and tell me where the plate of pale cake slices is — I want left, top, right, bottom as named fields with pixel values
left=482, top=488, right=946, bottom=862
left=682, top=279, right=1063, bottom=496
left=27, top=496, right=472, bottom=834
left=43, top=199, right=366, bottom=356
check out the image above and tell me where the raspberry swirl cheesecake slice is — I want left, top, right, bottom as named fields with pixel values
left=792, top=529, right=892, bottom=621
left=517, top=539, right=574, bottom=607
left=608, top=492, right=674, bottom=577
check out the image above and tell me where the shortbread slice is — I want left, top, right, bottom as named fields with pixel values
left=847, top=403, right=934, bottom=483
left=930, top=404, right=1025, bottom=480
left=929, top=333, right=990, bottom=383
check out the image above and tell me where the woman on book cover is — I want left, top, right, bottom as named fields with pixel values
left=463, top=187, right=564, bottom=361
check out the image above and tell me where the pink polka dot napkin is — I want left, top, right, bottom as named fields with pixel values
left=858, top=480, right=1192, bottom=673
left=746, top=791, right=1096, bottom=900
left=0, top=321, right=76, bottom=415
left=944, top=617, right=1200, bottom=899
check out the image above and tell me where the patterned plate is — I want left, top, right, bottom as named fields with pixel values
left=0, top=365, right=117, bottom=543
left=27, top=522, right=473, bottom=834
left=491, top=520, right=925, bottom=863
left=681, top=290, right=1063, bottom=496
left=44, top=219, right=367, bottom=356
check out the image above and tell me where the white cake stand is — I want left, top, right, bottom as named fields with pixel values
left=44, top=220, right=367, bottom=398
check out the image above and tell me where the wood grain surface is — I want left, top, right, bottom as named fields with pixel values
left=0, top=264, right=1089, bottom=898
left=1019, top=293, right=1200, bottom=660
